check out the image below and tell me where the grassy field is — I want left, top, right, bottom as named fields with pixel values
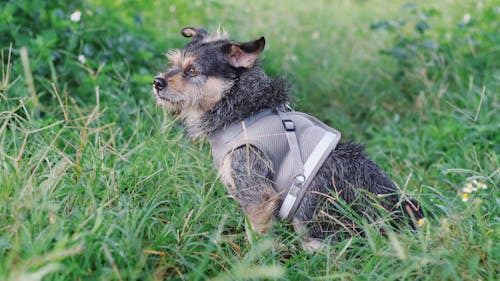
left=0, top=0, right=498, bottom=280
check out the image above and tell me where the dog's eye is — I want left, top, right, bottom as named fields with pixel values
left=185, top=66, right=199, bottom=76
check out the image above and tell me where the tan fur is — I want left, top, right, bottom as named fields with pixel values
left=165, top=50, right=195, bottom=69
left=220, top=154, right=278, bottom=234
left=199, top=77, right=231, bottom=110
left=292, top=218, right=323, bottom=252
left=181, top=56, right=195, bottom=69
left=178, top=77, right=233, bottom=138
left=227, top=45, right=260, bottom=68
left=246, top=193, right=280, bottom=234
left=165, top=49, right=182, bottom=66
left=219, top=156, right=236, bottom=194
left=181, top=27, right=197, bottom=37
left=166, top=74, right=185, bottom=93
left=201, top=27, right=229, bottom=43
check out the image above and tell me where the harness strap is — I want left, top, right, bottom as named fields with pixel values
left=277, top=111, right=305, bottom=177
left=276, top=110, right=305, bottom=221
left=277, top=110, right=340, bottom=221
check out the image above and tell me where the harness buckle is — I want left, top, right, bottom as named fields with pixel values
left=282, top=119, right=295, bottom=131
left=289, top=175, right=305, bottom=196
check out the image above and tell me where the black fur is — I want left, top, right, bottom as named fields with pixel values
left=202, top=67, right=289, bottom=135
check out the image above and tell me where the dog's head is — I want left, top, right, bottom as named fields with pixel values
left=153, top=27, right=265, bottom=117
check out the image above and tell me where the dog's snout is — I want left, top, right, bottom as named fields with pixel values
left=153, top=77, right=167, bottom=91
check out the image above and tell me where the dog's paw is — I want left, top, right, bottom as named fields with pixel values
left=300, top=238, right=323, bottom=253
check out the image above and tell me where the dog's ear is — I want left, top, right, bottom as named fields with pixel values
left=223, top=37, right=265, bottom=68
left=181, top=27, right=209, bottom=42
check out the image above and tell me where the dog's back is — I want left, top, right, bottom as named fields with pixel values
left=300, top=141, right=423, bottom=240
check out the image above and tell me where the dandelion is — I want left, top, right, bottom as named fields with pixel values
left=417, top=217, right=425, bottom=227
left=70, top=9, right=82, bottom=22
left=77, top=54, right=86, bottom=64
left=461, top=193, right=469, bottom=202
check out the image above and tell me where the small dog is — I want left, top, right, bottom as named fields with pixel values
left=153, top=27, right=423, bottom=250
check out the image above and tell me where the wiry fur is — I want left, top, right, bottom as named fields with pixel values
left=202, top=67, right=289, bottom=135
left=153, top=27, right=423, bottom=250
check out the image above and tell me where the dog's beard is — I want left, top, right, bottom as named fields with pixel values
left=153, top=87, right=188, bottom=114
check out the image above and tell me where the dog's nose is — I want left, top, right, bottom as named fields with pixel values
left=153, top=77, right=167, bottom=91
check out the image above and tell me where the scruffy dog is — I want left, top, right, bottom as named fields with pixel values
left=153, top=27, right=423, bottom=250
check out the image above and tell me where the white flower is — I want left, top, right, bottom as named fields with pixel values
left=70, top=9, right=82, bottom=22
left=463, top=13, right=471, bottom=24
left=462, top=183, right=474, bottom=193
left=475, top=181, right=487, bottom=190
left=78, top=54, right=86, bottom=64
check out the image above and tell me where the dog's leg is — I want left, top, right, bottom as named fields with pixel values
left=220, top=145, right=279, bottom=234
left=292, top=218, right=323, bottom=252
left=246, top=194, right=281, bottom=234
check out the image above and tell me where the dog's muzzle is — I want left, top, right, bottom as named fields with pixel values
left=153, top=77, right=167, bottom=91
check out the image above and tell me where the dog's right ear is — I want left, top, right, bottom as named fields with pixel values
left=222, top=37, right=265, bottom=68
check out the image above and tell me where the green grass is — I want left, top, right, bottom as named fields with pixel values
left=0, top=0, right=498, bottom=280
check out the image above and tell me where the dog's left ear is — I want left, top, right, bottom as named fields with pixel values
left=181, top=27, right=209, bottom=43
left=223, top=37, right=265, bottom=68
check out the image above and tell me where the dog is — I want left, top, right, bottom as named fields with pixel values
left=153, top=27, right=423, bottom=251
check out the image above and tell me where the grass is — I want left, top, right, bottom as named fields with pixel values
left=0, top=0, right=498, bottom=280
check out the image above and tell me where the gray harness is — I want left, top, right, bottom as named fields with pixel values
left=209, top=108, right=341, bottom=221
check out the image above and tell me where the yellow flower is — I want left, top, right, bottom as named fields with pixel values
left=417, top=217, right=426, bottom=227
left=461, top=193, right=469, bottom=202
